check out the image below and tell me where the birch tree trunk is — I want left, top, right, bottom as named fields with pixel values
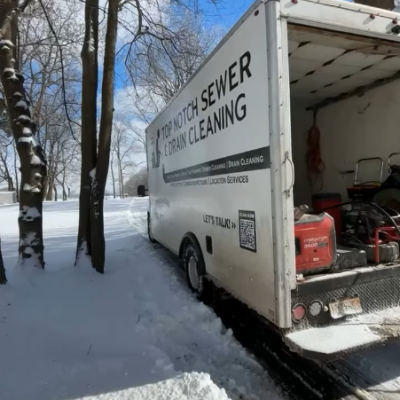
left=0, top=1, right=47, bottom=268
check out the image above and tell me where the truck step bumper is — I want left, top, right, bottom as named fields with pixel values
left=283, top=306, right=400, bottom=361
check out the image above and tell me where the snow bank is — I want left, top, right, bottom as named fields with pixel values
left=126, top=197, right=149, bottom=236
left=0, top=199, right=284, bottom=400
left=76, top=373, right=229, bottom=400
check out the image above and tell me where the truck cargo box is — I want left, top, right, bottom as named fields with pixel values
left=145, top=0, right=400, bottom=360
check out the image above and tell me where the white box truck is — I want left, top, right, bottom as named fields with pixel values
left=144, top=0, right=400, bottom=360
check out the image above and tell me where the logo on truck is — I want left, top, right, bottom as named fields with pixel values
left=151, top=131, right=161, bottom=169
left=150, top=50, right=254, bottom=173
left=149, top=50, right=272, bottom=187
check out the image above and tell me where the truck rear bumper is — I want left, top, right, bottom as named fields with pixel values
left=284, top=306, right=400, bottom=361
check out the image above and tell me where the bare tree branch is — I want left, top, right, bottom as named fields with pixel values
left=19, top=0, right=33, bottom=13
left=37, top=0, right=81, bottom=145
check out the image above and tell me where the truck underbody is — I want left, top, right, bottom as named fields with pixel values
left=285, top=21, right=400, bottom=359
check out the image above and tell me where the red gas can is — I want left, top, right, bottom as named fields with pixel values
left=312, top=192, right=342, bottom=236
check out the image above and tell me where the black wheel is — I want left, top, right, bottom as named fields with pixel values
left=147, top=212, right=156, bottom=243
left=182, top=237, right=209, bottom=301
left=137, top=185, right=146, bottom=197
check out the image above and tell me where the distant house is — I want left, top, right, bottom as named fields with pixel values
left=0, top=187, right=17, bottom=205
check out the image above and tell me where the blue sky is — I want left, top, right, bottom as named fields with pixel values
left=113, top=0, right=254, bottom=90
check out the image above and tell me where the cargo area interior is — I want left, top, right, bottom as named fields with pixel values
left=288, top=23, right=400, bottom=280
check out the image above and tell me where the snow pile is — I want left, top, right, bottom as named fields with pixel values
left=77, top=373, right=230, bottom=400
left=0, top=199, right=284, bottom=400
left=286, top=323, right=381, bottom=355
left=126, top=196, right=148, bottom=236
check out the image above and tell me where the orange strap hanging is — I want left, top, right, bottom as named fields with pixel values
left=305, top=110, right=325, bottom=192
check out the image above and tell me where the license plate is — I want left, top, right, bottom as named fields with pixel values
left=329, top=296, right=362, bottom=319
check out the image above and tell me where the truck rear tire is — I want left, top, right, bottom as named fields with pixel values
left=182, top=237, right=208, bottom=301
left=147, top=212, right=156, bottom=243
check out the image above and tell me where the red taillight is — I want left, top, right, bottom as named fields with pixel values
left=292, top=303, right=306, bottom=323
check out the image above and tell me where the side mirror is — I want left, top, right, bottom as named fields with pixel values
left=137, top=185, right=147, bottom=197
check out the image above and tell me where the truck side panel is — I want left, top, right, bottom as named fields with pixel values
left=146, top=2, right=281, bottom=324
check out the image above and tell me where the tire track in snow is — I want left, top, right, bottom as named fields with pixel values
left=126, top=198, right=385, bottom=400
left=126, top=200, right=287, bottom=400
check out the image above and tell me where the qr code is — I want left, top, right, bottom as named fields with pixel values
left=240, top=219, right=256, bottom=250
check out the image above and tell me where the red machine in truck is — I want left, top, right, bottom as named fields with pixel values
left=294, top=156, right=400, bottom=276
left=294, top=213, right=337, bottom=275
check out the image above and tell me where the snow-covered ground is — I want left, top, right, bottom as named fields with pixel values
left=336, top=342, right=400, bottom=399
left=0, top=198, right=286, bottom=400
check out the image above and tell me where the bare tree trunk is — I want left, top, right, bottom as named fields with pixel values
left=110, top=155, right=116, bottom=198
left=53, top=184, right=57, bottom=201
left=42, top=175, right=49, bottom=201
left=118, top=162, right=123, bottom=197
left=12, top=141, right=19, bottom=202
left=117, top=160, right=121, bottom=196
left=0, top=2, right=47, bottom=267
left=62, top=180, right=67, bottom=200
left=7, top=177, right=14, bottom=191
left=90, top=0, right=119, bottom=273
left=115, top=148, right=122, bottom=197
left=62, top=170, right=67, bottom=200
left=56, top=177, right=66, bottom=200
left=0, top=153, right=15, bottom=191
left=0, top=239, right=7, bottom=284
left=46, top=174, right=54, bottom=200
left=76, top=0, right=99, bottom=260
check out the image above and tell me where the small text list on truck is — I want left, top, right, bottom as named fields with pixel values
left=143, top=0, right=400, bottom=360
